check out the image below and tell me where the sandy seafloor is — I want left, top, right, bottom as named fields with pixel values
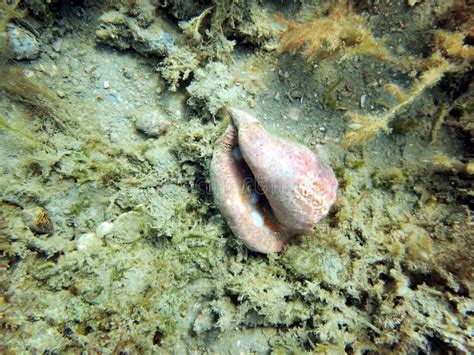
left=0, top=0, right=473, bottom=353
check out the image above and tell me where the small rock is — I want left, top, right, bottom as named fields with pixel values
left=144, top=146, right=176, bottom=172
left=52, top=38, right=62, bottom=52
left=348, top=123, right=363, bottom=130
left=84, top=64, right=95, bottom=74
left=396, top=44, right=406, bottom=55
left=76, top=233, right=103, bottom=252
left=193, top=307, right=215, bottom=335
left=23, top=206, right=53, bottom=235
left=135, top=110, right=171, bottom=137
left=288, top=107, right=301, bottom=121
left=8, top=25, right=40, bottom=60
left=108, top=211, right=145, bottom=244
left=247, top=96, right=256, bottom=108
left=360, top=94, right=367, bottom=108
left=96, top=221, right=114, bottom=237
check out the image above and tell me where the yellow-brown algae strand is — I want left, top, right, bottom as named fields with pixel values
left=210, top=123, right=288, bottom=253
left=22, top=206, right=54, bottom=235
left=228, top=107, right=338, bottom=235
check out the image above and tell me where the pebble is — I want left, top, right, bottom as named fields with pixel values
left=288, top=107, right=301, bottom=121
left=96, top=221, right=114, bottom=237
left=396, top=44, right=406, bottom=55
left=8, top=25, right=40, bottom=60
left=23, top=206, right=53, bottom=235
left=84, top=64, right=95, bottom=74
left=348, top=123, right=363, bottom=130
left=76, top=233, right=103, bottom=252
left=247, top=96, right=256, bottom=108
left=52, top=38, right=63, bottom=52
left=135, top=110, right=171, bottom=137
left=108, top=211, right=144, bottom=244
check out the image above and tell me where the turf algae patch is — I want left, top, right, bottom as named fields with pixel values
left=0, top=67, right=72, bottom=133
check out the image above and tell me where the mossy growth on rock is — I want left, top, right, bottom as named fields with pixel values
left=372, top=167, right=407, bottom=190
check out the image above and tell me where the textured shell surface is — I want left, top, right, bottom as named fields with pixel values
left=229, top=107, right=338, bottom=235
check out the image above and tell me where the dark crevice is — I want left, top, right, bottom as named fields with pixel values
left=152, top=328, right=164, bottom=346
left=427, top=335, right=459, bottom=354
left=405, top=269, right=448, bottom=292
left=344, top=291, right=368, bottom=311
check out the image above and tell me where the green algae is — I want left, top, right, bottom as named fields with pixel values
left=0, top=67, right=71, bottom=133
left=323, top=77, right=344, bottom=111
left=372, top=167, right=407, bottom=190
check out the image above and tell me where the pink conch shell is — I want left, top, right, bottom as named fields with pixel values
left=210, top=108, right=338, bottom=253
left=229, top=107, right=338, bottom=235
left=210, top=123, right=289, bottom=253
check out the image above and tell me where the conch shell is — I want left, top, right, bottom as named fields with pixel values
left=210, top=108, right=338, bottom=253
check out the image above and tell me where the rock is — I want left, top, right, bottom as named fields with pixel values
left=135, top=110, right=170, bottom=137
left=283, top=245, right=344, bottom=287
left=96, top=11, right=177, bottom=56
left=75, top=233, right=103, bottom=253
left=143, top=146, right=177, bottom=175
left=186, top=62, right=246, bottom=116
left=107, top=211, right=146, bottom=244
left=96, top=221, right=114, bottom=237
left=23, top=206, right=53, bottom=235
left=193, top=307, right=215, bottom=335
left=8, top=25, right=40, bottom=60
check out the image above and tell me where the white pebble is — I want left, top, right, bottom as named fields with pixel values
left=76, top=233, right=102, bottom=252
left=348, top=123, right=363, bottom=130
left=96, top=221, right=113, bottom=237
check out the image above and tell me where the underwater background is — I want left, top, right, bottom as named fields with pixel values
left=0, top=0, right=472, bottom=353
